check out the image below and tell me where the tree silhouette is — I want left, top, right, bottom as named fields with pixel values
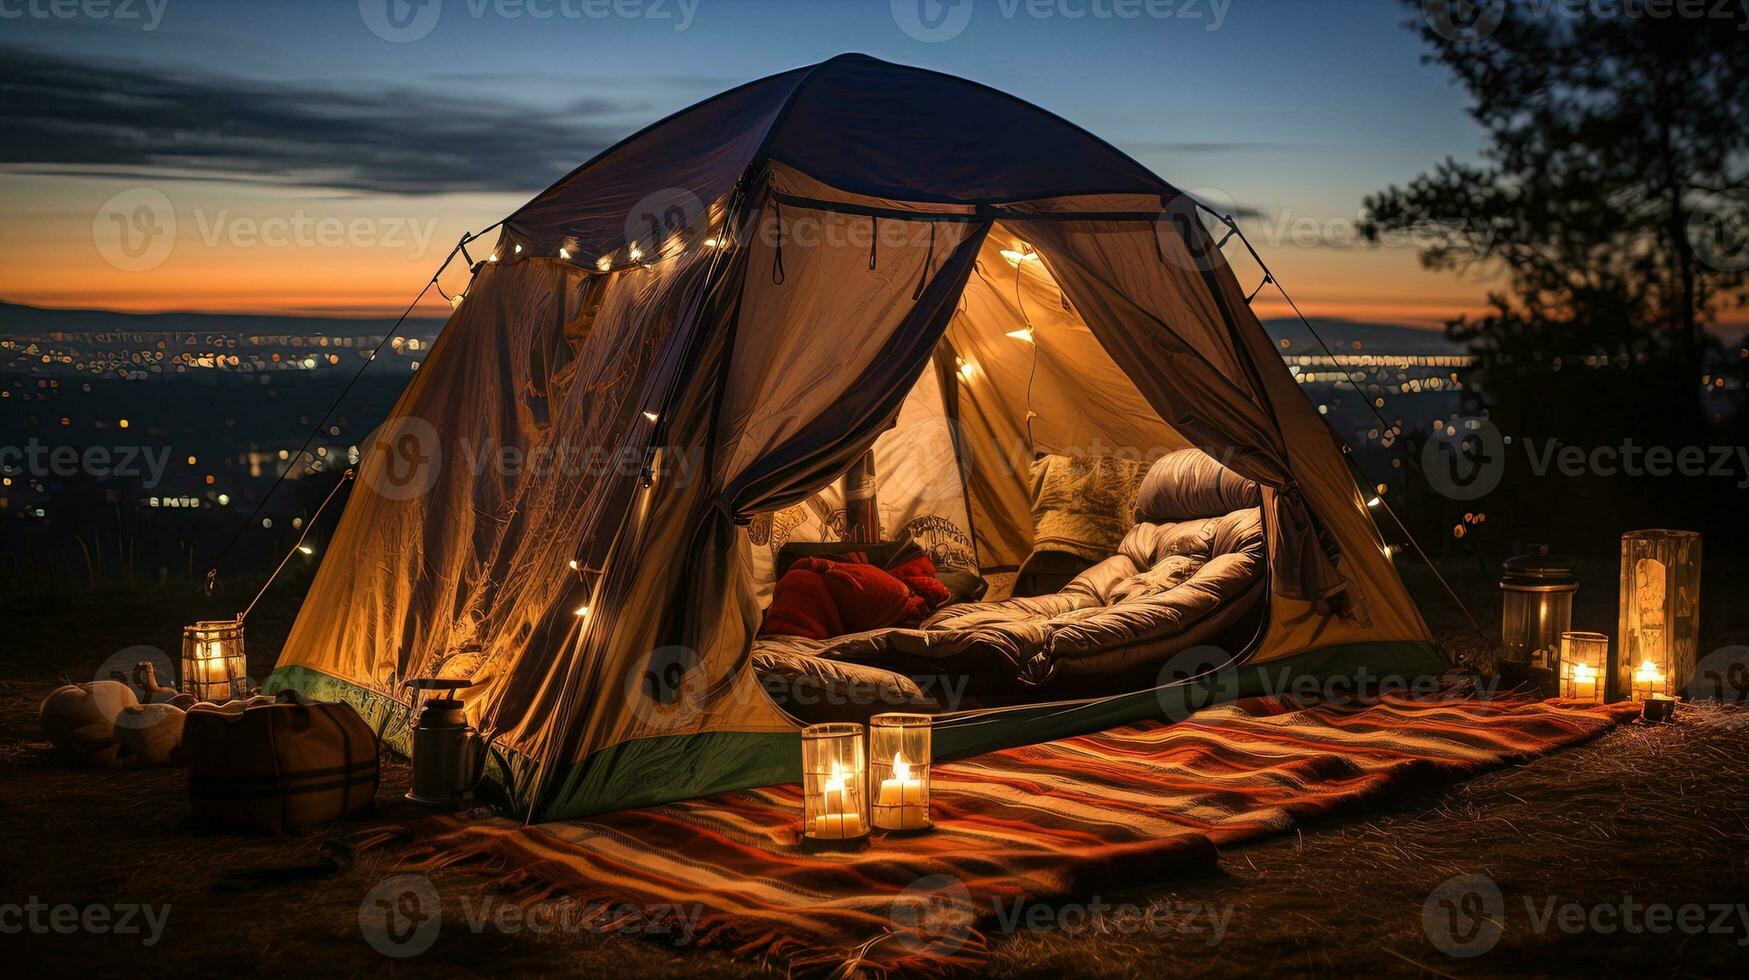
left=1363, top=2, right=1749, bottom=547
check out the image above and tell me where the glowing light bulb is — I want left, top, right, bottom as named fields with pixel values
left=297, top=545, right=314, bottom=555
left=596, top=255, right=611, bottom=271
left=703, top=237, right=720, bottom=248
left=643, top=410, right=659, bottom=422
left=628, top=243, right=644, bottom=262
left=513, top=244, right=522, bottom=254
left=1000, top=246, right=1039, bottom=266
left=574, top=604, right=590, bottom=617
left=559, top=247, right=571, bottom=259
left=568, top=559, right=580, bottom=570
left=1005, top=326, right=1035, bottom=344
left=487, top=253, right=498, bottom=263
left=1366, top=496, right=1382, bottom=508
left=450, top=293, right=465, bottom=309
left=956, top=358, right=977, bottom=382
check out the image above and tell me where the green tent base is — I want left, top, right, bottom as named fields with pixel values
left=268, top=640, right=1446, bottom=822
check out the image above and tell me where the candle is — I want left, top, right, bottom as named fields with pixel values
left=874, top=753, right=928, bottom=831
left=1569, top=662, right=1598, bottom=701
left=1632, top=659, right=1667, bottom=701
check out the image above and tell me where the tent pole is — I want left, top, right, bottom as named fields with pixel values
left=842, top=450, right=880, bottom=543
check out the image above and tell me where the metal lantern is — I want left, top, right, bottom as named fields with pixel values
left=1616, top=530, right=1701, bottom=702
left=1499, top=549, right=1578, bottom=669
left=181, top=619, right=248, bottom=702
left=801, top=723, right=868, bottom=844
left=869, top=713, right=932, bottom=832
left=1558, top=631, right=1607, bottom=704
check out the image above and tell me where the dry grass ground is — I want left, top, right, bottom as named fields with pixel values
left=4, top=577, right=1748, bottom=978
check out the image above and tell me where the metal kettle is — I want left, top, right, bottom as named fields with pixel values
left=403, top=677, right=492, bottom=809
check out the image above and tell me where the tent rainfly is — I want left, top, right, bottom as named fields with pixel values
left=266, top=54, right=1441, bottom=822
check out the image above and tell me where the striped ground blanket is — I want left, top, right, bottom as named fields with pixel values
left=374, top=693, right=1641, bottom=976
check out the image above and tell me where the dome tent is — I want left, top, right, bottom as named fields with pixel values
left=265, top=54, right=1441, bottom=821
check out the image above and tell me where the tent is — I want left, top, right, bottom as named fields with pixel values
left=265, top=54, right=1441, bottom=821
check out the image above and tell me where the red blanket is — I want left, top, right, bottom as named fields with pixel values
left=366, top=692, right=1640, bottom=976
left=760, top=554, right=950, bottom=640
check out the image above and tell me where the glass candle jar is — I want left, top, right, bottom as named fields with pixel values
left=869, top=713, right=932, bottom=832
left=801, top=723, right=868, bottom=843
left=1558, top=631, right=1607, bottom=703
left=1500, top=550, right=1578, bottom=669
left=1617, top=530, right=1700, bottom=702
left=181, top=619, right=248, bottom=702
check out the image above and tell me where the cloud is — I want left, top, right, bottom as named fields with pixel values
left=0, top=46, right=655, bottom=195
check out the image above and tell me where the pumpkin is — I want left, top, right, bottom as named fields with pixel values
left=39, top=681, right=139, bottom=767
left=117, top=702, right=188, bottom=766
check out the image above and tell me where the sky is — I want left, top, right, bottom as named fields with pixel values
left=0, top=0, right=1501, bottom=326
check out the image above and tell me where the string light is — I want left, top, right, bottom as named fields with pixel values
left=568, top=559, right=580, bottom=570
left=1366, top=495, right=1382, bottom=508
left=956, top=357, right=977, bottom=382
left=513, top=244, right=522, bottom=254
left=596, top=255, right=611, bottom=271
left=487, top=252, right=498, bottom=263
left=1005, top=326, right=1035, bottom=344
left=297, top=545, right=314, bottom=555
left=450, top=292, right=465, bottom=309
left=1000, top=244, right=1039, bottom=266
left=703, top=237, right=720, bottom=248
left=642, top=410, right=659, bottom=422
left=559, top=247, right=571, bottom=259
left=628, top=243, right=644, bottom=262
left=574, top=604, right=590, bottom=617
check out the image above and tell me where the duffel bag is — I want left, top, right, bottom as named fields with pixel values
left=184, top=690, right=379, bottom=833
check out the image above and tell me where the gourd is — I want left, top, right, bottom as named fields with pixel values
left=39, top=681, right=139, bottom=767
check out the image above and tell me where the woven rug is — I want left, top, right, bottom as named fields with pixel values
left=367, top=692, right=1641, bottom=975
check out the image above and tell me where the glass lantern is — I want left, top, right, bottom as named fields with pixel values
left=801, top=723, right=868, bottom=844
left=1616, top=530, right=1701, bottom=702
left=869, top=713, right=932, bottom=832
left=1558, top=631, right=1607, bottom=704
left=181, top=619, right=248, bottom=702
left=1499, top=550, right=1578, bottom=669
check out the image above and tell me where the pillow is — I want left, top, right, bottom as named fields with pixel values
left=777, top=536, right=987, bottom=605
left=1133, top=448, right=1260, bottom=524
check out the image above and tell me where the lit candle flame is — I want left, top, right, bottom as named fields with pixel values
left=892, top=752, right=910, bottom=781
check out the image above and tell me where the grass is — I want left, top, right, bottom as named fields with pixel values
left=4, top=570, right=1748, bottom=977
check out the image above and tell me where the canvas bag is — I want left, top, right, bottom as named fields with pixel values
left=184, top=691, right=379, bottom=834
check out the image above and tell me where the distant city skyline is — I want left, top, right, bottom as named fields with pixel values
left=0, top=0, right=1700, bottom=328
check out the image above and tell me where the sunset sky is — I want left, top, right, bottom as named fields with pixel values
left=0, top=0, right=1505, bottom=327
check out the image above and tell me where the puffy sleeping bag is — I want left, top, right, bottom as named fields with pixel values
left=755, top=448, right=1267, bottom=696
